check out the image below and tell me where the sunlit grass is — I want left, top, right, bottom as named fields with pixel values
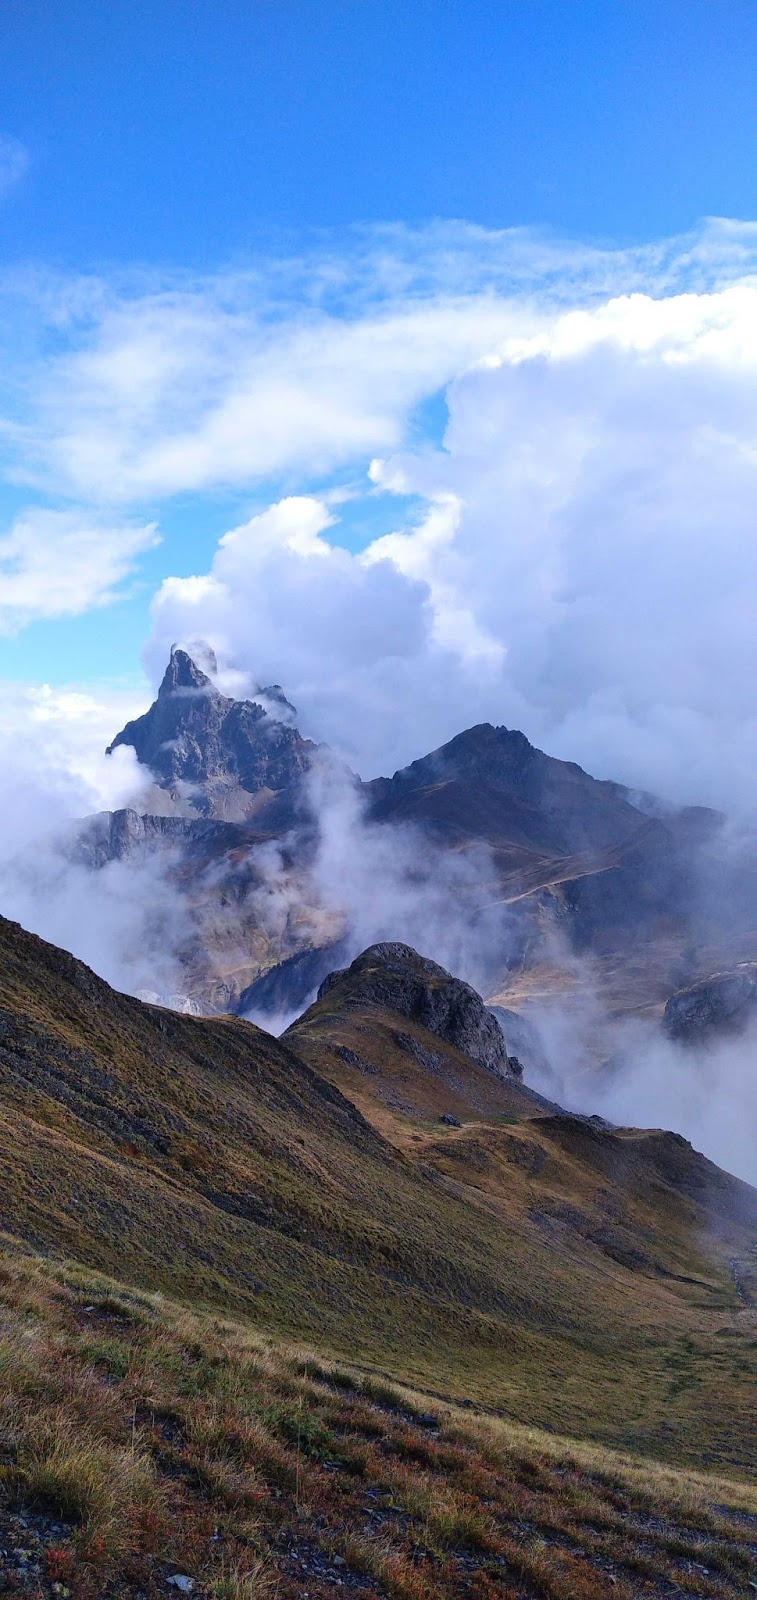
left=0, top=1252, right=753, bottom=1599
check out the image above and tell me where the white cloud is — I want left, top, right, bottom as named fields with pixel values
left=148, top=495, right=437, bottom=771
left=145, top=281, right=757, bottom=812
left=0, top=507, right=159, bottom=633
left=0, top=677, right=190, bottom=999
left=29, top=296, right=527, bottom=501
left=0, top=678, right=149, bottom=854
left=6, top=227, right=757, bottom=856
left=3, top=217, right=757, bottom=506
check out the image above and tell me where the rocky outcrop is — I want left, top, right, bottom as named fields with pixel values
left=314, top=942, right=517, bottom=1079
left=106, top=646, right=316, bottom=821
left=73, top=807, right=248, bottom=868
left=664, top=965, right=757, bottom=1043
left=136, top=990, right=205, bottom=1016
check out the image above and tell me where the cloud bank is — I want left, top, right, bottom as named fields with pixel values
left=146, top=279, right=757, bottom=815
left=3, top=219, right=757, bottom=1179
left=0, top=679, right=184, bottom=997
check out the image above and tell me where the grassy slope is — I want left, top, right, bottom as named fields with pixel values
left=0, top=914, right=756, bottom=1478
left=0, top=1253, right=755, bottom=1600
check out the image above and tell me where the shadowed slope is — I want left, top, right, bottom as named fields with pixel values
left=0, top=914, right=755, bottom=1470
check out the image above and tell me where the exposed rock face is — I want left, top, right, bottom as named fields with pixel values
left=315, top=942, right=516, bottom=1079
left=106, top=647, right=316, bottom=821
left=489, top=1005, right=552, bottom=1081
left=664, top=965, right=757, bottom=1042
left=74, top=807, right=245, bottom=868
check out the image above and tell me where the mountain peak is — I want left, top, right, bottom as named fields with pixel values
left=106, top=647, right=316, bottom=821
left=159, top=645, right=217, bottom=697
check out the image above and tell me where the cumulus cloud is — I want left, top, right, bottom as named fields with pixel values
left=0, top=508, right=159, bottom=634
left=145, top=282, right=757, bottom=813
left=147, top=495, right=445, bottom=770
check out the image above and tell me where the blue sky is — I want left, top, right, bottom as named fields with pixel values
left=4, top=0, right=757, bottom=257
left=1, top=0, right=756, bottom=738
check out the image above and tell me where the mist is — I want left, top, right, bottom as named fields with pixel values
left=522, top=993, right=757, bottom=1187
left=0, top=688, right=192, bottom=1000
left=4, top=236, right=757, bottom=1187
left=241, top=752, right=520, bottom=1030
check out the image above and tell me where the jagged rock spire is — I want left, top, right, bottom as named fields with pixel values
left=158, top=645, right=216, bottom=696
left=106, top=645, right=315, bottom=820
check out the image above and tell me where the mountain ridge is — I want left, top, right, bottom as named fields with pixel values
left=88, top=644, right=741, bottom=1017
left=0, top=906, right=755, bottom=1473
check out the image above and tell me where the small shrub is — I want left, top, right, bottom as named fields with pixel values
left=45, top=1546, right=76, bottom=1582
left=264, top=1401, right=335, bottom=1460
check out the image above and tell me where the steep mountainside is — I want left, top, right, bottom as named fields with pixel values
left=3, top=1256, right=756, bottom=1600
left=86, top=646, right=745, bottom=1016
left=107, top=645, right=316, bottom=822
left=2, top=913, right=753, bottom=1472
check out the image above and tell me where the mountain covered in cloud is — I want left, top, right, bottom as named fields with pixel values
left=73, top=643, right=741, bottom=1030
left=106, top=646, right=316, bottom=824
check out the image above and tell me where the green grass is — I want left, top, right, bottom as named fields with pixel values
left=0, top=911, right=755, bottom=1475
left=0, top=1254, right=755, bottom=1600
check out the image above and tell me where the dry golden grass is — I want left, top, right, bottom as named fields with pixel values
left=0, top=1253, right=755, bottom=1600
left=0, top=909, right=756, bottom=1476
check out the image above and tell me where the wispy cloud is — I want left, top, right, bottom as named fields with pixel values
left=0, top=507, right=159, bottom=634
left=2, top=218, right=757, bottom=505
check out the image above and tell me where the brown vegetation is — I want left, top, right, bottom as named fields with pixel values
left=0, top=912, right=755, bottom=1475
left=0, top=1255, right=755, bottom=1600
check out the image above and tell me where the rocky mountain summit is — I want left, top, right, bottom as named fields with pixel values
left=367, top=721, right=655, bottom=856
left=77, top=642, right=751, bottom=1024
left=313, top=941, right=520, bottom=1078
left=107, top=646, right=316, bottom=822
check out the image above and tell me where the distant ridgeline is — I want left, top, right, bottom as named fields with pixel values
left=70, top=643, right=755, bottom=1023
